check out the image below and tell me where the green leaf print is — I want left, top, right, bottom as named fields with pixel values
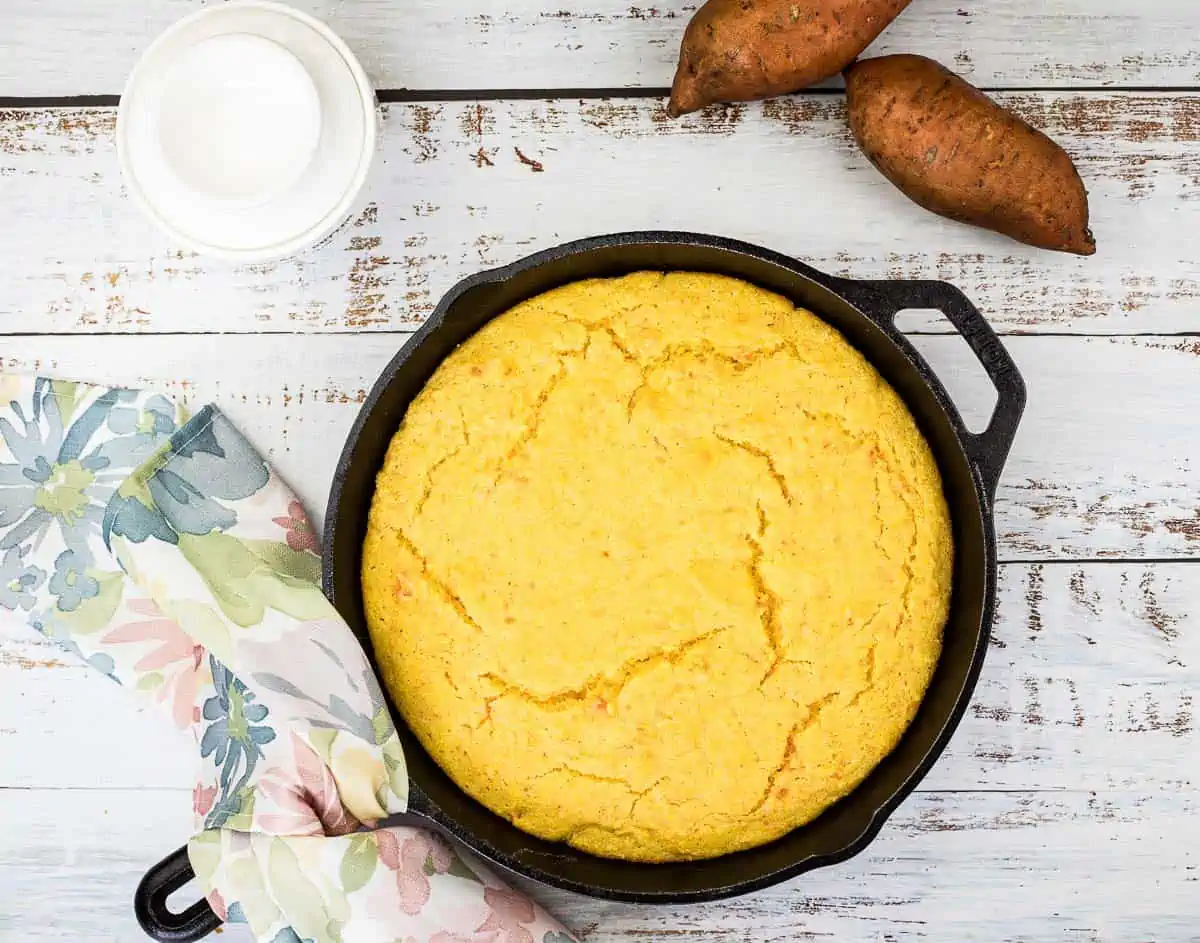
left=307, top=727, right=338, bottom=763
left=177, top=532, right=331, bottom=627
left=443, top=849, right=481, bottom=883
left=48, top=379, right=84, bottom=426
left=241, top=539, right=322, bottom=585
left=267, top=839, right=341, bottom=943
left=371, top=707, right=393, bottom=746
left=229, top=848, right=283, bottom=939
left=170, top=599, right=234, bottom=667
left=338, top=834, right=378, bottom=894
left=136, top=671, right=164, bottom=691
left=382, top=743, right=408, bottom=810
left=186, top=830, right=222, bottom=886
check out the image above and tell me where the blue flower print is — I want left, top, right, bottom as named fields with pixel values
left=0, top=544, right=45, bottom=611
left=47, top=549, right=99, bottom=612
left=0, top=380, right=179, bottom=571
left=105, top=406, right=269, bottom=548
left=201, top=656, right=277, bottom=828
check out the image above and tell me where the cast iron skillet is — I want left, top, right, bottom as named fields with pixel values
left=135, top=232, right=1025, bottom=941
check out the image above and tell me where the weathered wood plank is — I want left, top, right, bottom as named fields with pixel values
left=0, top=788, right=244, bottom=943
left=1, top=96, right=1198, bottom=336
left=4, top=332, right=1200, bottom=559
left=2, top=786, right=1196, bottom=942
left=540, top=784, right=1200, bottom=942
left=4, top=0, right=1200, bottom=96
left=0, top=624, right=195, bottom=790
left=5, top=549, right=1198, bottom=792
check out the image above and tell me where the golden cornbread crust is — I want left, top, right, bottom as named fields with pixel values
left=363, top=272, right=953, bottom=862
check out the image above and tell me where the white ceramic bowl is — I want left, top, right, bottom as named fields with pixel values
left=117, top=1, right=377, bottom=262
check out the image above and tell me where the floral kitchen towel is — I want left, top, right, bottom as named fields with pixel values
left=0, top=375, right=577, bottom=943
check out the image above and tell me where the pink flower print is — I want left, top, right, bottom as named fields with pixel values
left=255, top=734, right=361, bottom=837
left=376, top=827, right=400, bottom=866
left=397, top=836, right=435, bottom=915
left=206, top=888, right=227, bottom=921
left=101, top=598, right=204, bottom=729
left=477, top=886, right=537, bottom=943
left=377, top=830, right=456, bottom=916
left=193, top=783, right=217, bottom=818
left=271, top=500, right=319, bottom=554
left=430, top=934, right=490, bottom=943
left=255, top=769, right=323, bottom=837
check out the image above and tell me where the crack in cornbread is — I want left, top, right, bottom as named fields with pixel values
left=494, top=334, right=593, bottom=484
left=715, top=432, right=793, bottom=503
left=747, top=691, right=839, bottom=817
left=362, top=271, right=953, bottom=862
left=624, top=339, right=785, bottom=421
left=391, top=527, right=483, bottom=633
left=478, top=626, right=727, bottom=711
left=745, top=502, right=786, bottom=682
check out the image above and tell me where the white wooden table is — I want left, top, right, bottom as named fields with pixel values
left=3, top=2, right=1200, bottom=940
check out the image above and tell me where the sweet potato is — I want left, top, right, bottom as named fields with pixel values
left=667, top=0, right=911, bottom=117
left=844, top=54, right=1096, bottom=256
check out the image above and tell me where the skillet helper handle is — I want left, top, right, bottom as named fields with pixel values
left=849, top=279, right=1026, bottom=500
left=134, top=845, right=222, bottom=943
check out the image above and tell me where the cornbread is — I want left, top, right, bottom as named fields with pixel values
left=363, top=271, right=953, bottom=862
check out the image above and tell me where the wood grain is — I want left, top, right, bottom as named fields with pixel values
left=3, top=784, right=1196, bottom=942
left=4, top=0, right=1200, bottom=96
left=2, top=95, right=1199, bottom=336
left=5, top=332, right=1200, bottom=560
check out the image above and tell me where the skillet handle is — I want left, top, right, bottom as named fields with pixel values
left=134, top=845, right=222, bottom=943
left=133, top=791, right=443, bottom=943
left=844, top=279, right=1026, bottom=500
